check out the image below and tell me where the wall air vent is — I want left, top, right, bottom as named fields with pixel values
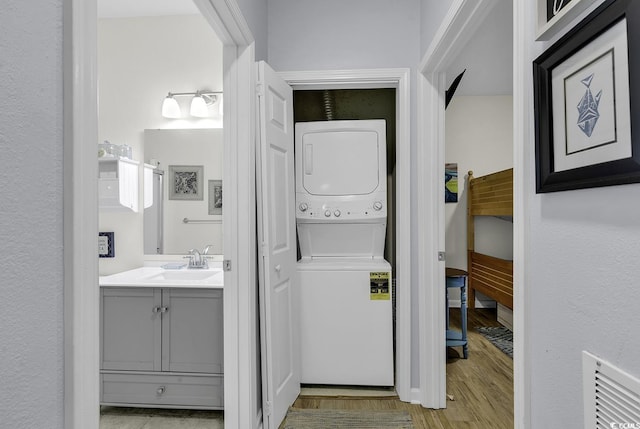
left=583, top=351, right=640, bottom=428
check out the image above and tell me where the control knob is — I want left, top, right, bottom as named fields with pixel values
left=324, top=210, right=332, bottom=217
left=299, top=202, right=308, bottom=212
left=334, top=210, right=341, bottom=217
left=373, top=201, right=383, bottom=211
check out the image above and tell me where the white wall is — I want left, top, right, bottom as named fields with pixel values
left=0, top=1, right=64, bottom=428
left=518, top=1, right=640, bottom=426
left=98, top=15, right=223, bottom=275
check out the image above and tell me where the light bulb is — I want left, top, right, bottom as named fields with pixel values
left=161, top=94, right=181, bottom=118
left=190, top=94, right=210, bottom=118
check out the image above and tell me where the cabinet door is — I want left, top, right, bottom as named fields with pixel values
left=161, top=289, right=223, bottom=374
left=101, top=288, right=162, bottom=371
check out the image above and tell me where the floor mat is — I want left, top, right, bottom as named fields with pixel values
left=476, top=326, right=513, bottom=358
left=282, top=408, right=413, bottom=429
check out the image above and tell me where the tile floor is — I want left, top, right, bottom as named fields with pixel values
left=100, top=407, right=224, bottom=429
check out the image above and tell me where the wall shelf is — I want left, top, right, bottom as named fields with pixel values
left=99, top=158, right=140, bottom=212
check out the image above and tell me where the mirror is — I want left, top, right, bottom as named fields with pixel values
left=144, top=128, right=223, bottom=255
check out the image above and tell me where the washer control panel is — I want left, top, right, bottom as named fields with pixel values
left=296, top=199, right=386, bottom=220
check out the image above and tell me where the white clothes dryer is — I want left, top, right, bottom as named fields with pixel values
left=295, top=119, right=387, bottom=257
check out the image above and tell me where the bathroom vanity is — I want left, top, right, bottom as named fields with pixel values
left=99, top=266, right=224, bottom=409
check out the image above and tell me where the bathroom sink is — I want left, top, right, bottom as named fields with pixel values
left=99, top=266, right=224, bottom=288
left=145, top=270, right=221, bottom=282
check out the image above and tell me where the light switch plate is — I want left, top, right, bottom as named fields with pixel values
left=98, top=232, right=115, bottom=258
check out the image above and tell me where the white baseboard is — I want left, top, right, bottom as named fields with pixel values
left=410, top=387, right=422, bottom=404
left=448, top=299, right=496, bottom=309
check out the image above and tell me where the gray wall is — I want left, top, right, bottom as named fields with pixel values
left=420, top=0, right=454, bottom=54
left=236, top=0, right=268, bottom=60
left=520, top=0, right=640, bottom=426
left=0, top=1, right=64, bottom=428
left=268, top=0, right=420, bottom=70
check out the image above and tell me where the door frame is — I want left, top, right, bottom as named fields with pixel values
left=417, top=0, right=499, bottom=409
left=417, top=0, right=528, bottom=422
left=63, top=0, right=259, bottom=428
left=278, top=68, right=412, bottom=401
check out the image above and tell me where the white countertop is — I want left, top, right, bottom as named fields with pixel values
left=99, top=266, right=224, bottom=289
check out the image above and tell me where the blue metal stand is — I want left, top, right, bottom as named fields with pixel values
left=446, top=268, right=468, bottom=359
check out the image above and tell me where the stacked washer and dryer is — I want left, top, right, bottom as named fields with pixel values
left=295, top=119, right=394, bottom=387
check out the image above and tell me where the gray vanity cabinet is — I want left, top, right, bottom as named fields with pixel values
left=161, top=288, right=224, bottom=374
left=100, top=287, right=223, bottom=409
left=101, top=288, right=162, bottom=371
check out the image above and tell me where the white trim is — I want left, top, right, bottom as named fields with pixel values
left=194, top=0, right=253, bottom=46
left=417, top=0, right=506, bottom=410
left=420, top=0, right=499, bottom=74
left=410, top=388, right=422, bottom=405
left=278, top=68, right=412, bottom=403
left=64, top=0, right=100, bottom=427
left=514, top=1, right=531, bottom=427
left=536, top=0, right=597, bottom=41
left=67, top=0, right=260, bottom=428
left=417, top=70, right=447, bottom=408
left=197, top=2, right=260, bottom=428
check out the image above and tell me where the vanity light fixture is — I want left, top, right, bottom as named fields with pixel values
left=161, top=90, right=222, bottom=119
left=161, top=94, right=181, bottom=118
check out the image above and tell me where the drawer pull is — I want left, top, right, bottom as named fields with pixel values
left=157, top=386, right=166, bottom=395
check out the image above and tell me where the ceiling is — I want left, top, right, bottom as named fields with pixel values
left=98, top=0, right=512, bottom=96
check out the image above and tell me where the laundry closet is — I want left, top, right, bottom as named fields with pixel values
left=292, top=89, right=397, bottom=386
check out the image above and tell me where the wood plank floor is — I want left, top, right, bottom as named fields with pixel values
left=290, top=308, right=514, bottom=429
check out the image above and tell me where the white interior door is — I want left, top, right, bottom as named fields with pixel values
left=256, top=60, right=300, bottom=429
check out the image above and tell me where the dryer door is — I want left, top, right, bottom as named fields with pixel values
left=296, top=120, right=386, bottom=196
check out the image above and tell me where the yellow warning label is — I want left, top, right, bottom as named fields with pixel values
left=370, top=272, right=390, bottom=301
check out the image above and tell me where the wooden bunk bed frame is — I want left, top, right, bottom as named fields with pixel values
left=467, top=168, right=513, bottom=310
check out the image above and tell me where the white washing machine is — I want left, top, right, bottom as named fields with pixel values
left=297, top=258, right=393, bottom=386
left=295, top=119, right=393, bottom=386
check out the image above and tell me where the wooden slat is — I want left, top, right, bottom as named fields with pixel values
left=468, top=168, right=513, bottom=217
left=467, top=169, right=514, bottom=309
left=469, top=251, right=513, bottom=310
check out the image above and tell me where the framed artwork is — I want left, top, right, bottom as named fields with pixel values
left=537, top=0, right=598, bottom=41
left=533, top=0, right=640, bottom=193
left=445, top=163, right=458, bottom=203
left=168, top=165, right=204, bottom=200
left=208, top=180, right=222, bottom=215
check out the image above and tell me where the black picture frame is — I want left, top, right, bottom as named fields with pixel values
left=533, top=0, right=640, bottom=193
left=208, top=179, right=222, bottom=215
left=168, top=165, right=204, bottom=200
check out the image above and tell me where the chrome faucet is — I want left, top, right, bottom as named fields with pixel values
left=186, top=248, right=208, bottom=269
